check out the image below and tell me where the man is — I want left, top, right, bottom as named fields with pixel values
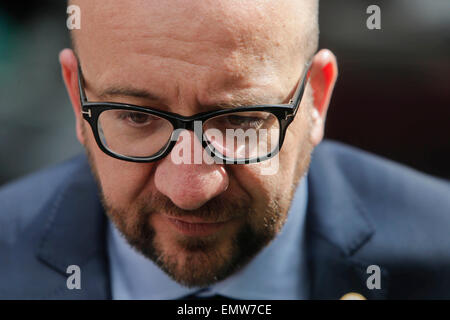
left=1, top=0, right=449, bottom=300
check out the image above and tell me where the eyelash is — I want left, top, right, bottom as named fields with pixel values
left=116, top=111, right=156, bottom=126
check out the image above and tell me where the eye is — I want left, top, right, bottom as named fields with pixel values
left=117, top=111, right=157, bottom=127
left=225, top=115, right=266, bottom=129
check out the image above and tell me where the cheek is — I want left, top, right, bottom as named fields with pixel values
left=229, top=109, right=312, bottom=212
left=227, top=156, right=292, bottom=214
left=85, top=131, right=156, bottom=207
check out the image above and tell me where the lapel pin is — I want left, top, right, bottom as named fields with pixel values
left=340, top=292, right=367, bottom=300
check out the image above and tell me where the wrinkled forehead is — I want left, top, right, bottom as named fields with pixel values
left=71, top=0, right=317, bottom=71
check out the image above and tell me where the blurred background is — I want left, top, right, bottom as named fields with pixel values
left=0, top=0, right=449, bottom=185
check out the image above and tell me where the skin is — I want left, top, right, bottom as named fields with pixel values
left=60, top=0, right=338, bottom=287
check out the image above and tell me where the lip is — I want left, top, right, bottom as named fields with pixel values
left=164, top=215, right=230, bottom=237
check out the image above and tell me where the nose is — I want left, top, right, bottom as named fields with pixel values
left=154, top=131, right=229, bottom=210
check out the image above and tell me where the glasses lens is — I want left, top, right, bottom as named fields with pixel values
left=98, top=109, right=173, bottom=158
left=203, top=111, right=280, bottom=160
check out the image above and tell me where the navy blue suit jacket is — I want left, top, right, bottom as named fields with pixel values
left=1, top=141, right=449, bottom=299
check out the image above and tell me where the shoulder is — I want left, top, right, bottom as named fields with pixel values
left=311, top=140, right=450, bottom=298
left=312, top=140, right=450, bottom=213
left=0, top=154, right=89, bottom=252
left=0, top=154, right=107, bottom=299
left=312, top=140, right=450, bottom=235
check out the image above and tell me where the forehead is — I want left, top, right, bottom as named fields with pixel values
left=72, top=0, right=315, bottom=106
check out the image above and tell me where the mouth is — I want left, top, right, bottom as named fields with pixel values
left=164, top=215, right=231, bottom=237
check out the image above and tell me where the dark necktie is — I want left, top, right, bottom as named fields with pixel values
left=179, top=292, right=234, bottom=300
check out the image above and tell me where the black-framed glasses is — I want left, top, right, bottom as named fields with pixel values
left=78, top=61, right=311, bottom=164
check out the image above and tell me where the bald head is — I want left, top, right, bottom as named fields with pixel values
left=69, top=0, right=318, bottom=66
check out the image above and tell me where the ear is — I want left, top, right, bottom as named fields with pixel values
left=308, top=49, right=338, bottom=146
left=59, top=48, right=85, bottom=145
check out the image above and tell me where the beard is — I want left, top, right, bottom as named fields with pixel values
left=102, top=190, right=282, bottom=287
left=84, top=147, right=288, bottom=287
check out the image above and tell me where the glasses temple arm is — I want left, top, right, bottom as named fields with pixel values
left=77, top=63, right=88, bottom=104
left=290, top=60, right=312, bottom=115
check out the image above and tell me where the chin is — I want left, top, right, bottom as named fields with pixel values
left=150, top=219, right=273, bottom=287
left=153, top=233, right=236, bottom=287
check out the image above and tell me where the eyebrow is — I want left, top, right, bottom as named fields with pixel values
left=96, top=87, right=272, bottom=110
left=97, top=86, right=162, bottom=101
left=215, top=92, right=288, bottom=109
left=91, top=80, right=285, bottom=112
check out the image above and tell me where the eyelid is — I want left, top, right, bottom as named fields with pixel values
left=115, top=110, right=153, bottom=120
left=226, top=112, right=271, bottom=119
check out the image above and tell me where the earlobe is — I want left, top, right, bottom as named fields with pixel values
left=59, top=48, right=85, bottom=145
left=307, top=49, right=338, bottom=146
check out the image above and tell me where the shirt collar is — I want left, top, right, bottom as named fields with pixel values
left=107, top=177, right=309, bottom=300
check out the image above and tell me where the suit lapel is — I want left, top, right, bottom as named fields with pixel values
left=305, top=143, right=389, bottom=299
left=305, top=230, right=389, bottom=300
left=36, top=156, right=111, bottom=299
